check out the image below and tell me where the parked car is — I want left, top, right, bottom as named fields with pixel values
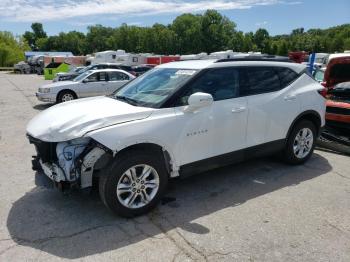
left=313, top=53, right=328, bottom=68
left=53, top=63, right=135, bottom=82
left=131, top=64, right=155, bottom=76
left=36, top=69, right=135, bottom=103
left=14, top=61, right=31, bottom=74
left=27, top=58, right=325, bottom=217
left=54, top=66, right=85, bottom=82
left=322, top=56, right=350, bottom=131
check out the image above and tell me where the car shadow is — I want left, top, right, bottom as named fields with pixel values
left=33, top=103, right=54, bottom=111
left=7, top=153, right=332, bottom=259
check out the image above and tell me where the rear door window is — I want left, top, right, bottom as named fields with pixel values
left=99, top=72, right=107, bottom=81
left=239, top=67, right=280, bottom=96
left=108, top=71, right=130, bottom=81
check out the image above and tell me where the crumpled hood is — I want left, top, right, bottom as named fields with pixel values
left=27, top=96, right=154, bottom=142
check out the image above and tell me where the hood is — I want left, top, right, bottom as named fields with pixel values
left=56, top=72, right=77, bottom=76
left=27, top=96, right=154, bottom=142
left=42, top=81, right=76, bottom=89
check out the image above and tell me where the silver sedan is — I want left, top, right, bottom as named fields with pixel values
left=36, top=69, right=136, bottom=103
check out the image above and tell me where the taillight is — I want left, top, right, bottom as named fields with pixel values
left=317, top=88, right=328, bottom=98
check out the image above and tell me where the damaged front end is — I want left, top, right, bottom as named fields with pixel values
left=28, top=135, right=112, bottom=191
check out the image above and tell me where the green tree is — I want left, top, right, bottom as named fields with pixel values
left=171, top=14, right=202, bottom=54
left=0, top=31, right=29, bottom=66
left=23, top=23, right=47, bottom=50
left=254, top=28, right=270, bottom=52
left=85, top=25, right=114, bottom=53
left=200, top=10, right=236, bottom=53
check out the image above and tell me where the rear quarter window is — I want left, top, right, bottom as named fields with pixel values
left=277, top=67, right=299, bottom=87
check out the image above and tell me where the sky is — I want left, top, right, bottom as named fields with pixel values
left=0, top=0, right=349, bottom=36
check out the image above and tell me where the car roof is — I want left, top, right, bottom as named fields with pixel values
left=157, top=60, right=217, bottom=69
left=88, top=68, right=131, bottom=73
left=90, top=63, right=125, bottom=66
left=158, top=59, right=306, bottom=73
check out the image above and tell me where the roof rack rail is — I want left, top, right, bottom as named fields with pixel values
left=216, top=55, right=292, bottom=63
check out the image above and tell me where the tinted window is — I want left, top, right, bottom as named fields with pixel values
left=99, top=72, right=107, bottom=81
left=108, top=72, right=129, bottom=81
left=239, top=67, right=280, bottom=96
left=277, top=67, right=299, bottom=87
left=86, top=72, right=99, bottom=82
left=177, top=68, right=239, bottom=105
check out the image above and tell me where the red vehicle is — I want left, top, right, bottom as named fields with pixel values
left=323, top=56, right=350, bottom=130
left=288, top=51, right=309, bottom=63
left=146, top=55, right=180, bottom=65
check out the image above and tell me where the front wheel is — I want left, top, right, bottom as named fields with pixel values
left=99, top=150, right=168, bottom=217
left=57, top=91, right=76, bottom=103
left=283, top=120, right=317, bottom=164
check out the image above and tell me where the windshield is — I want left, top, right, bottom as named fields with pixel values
left=73, top=70, right=92, bottom=82
left=314, top=69, right=325, bottom=82
left=113, top=68, right=197, bottom=108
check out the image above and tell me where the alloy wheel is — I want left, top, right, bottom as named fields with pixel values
left=61, top=93, right=74, bottom=102
left=116, top=164, right=160, bottom=209
left=293, top=127, right=314, bottom=159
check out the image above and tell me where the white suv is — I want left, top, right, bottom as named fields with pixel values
left=27, top=58, right=326, bottom=217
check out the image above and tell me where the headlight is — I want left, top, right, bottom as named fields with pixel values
left=39, top=87, right=50, bottom=93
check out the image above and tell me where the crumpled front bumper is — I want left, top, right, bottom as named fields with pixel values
left=28, top=135, right=108, bottom=190
left=32, top=156, right=66, bottom=182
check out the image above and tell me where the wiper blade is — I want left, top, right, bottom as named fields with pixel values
left=115, top=95, right=139, bottom=106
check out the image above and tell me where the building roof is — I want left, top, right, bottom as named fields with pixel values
left=25, top=51, right=73, bottom=57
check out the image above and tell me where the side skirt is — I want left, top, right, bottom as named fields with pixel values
left=179, top=139, right=285, bottom=178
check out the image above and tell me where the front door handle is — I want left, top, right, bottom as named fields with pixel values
left=231, top=107, right=246, bottom=113
left=284, top=94, right=297, bottom=101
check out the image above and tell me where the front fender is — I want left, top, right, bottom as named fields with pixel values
left=85, top=110, right=181, bottom=174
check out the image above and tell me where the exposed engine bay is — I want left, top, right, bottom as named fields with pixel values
left=28, top=136, right=111, bottom=190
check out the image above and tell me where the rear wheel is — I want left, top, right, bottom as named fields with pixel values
left=283, top=120, right=317, bottom=164
left=99, top=150, right=168, bottom=217
left=57, top=90, right=76, bottom=103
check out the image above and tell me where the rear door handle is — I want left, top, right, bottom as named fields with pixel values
left=284, top=94, right=297, bottom=101
left=231, top=107, right=246, bottom=113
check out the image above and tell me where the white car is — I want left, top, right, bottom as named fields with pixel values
left=36, top=69, right=135, bottom=103
left=27, top=58, right=326, bottom=217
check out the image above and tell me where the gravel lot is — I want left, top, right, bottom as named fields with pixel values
left=0, top=72, right=349, bottom=262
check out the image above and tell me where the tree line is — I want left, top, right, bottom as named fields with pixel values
left=1, top=10, right=349, bottom=67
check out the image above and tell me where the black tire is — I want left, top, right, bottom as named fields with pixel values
left=283, top=120, right=317, bottom=165
left=57, top=90, right=76, bottom=103
left=99, top=149, right=168, bottom=217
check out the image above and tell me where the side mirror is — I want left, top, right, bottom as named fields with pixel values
left=185, top=92, right=213, bottom=112
left=82, top=79, right=88, bottom=83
